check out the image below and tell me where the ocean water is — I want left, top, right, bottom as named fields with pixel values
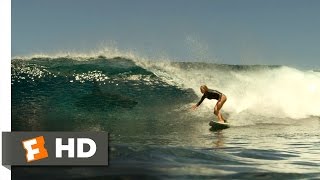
left=11, top=55, right=320, bottom=179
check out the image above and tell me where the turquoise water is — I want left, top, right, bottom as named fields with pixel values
left=12, top=57, right=320, bottom=179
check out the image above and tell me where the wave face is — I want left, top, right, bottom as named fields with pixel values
left=11, top=56, right=197, bottom=133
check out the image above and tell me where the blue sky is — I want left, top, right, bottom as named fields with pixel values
left=12, top=0, right=320, bottom=68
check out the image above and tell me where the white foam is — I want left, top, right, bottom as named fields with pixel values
left=138, top=61, right=320, bottom=119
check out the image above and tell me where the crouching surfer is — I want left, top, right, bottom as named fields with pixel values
left=192, top=85, right=227, bottom=123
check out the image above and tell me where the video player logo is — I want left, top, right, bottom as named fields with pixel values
left=2, top=132, right=108, bottom=166
left=22, top=136, right=48, bottom=162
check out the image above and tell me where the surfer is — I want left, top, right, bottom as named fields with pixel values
left=192, top=85, right=227, bottom=123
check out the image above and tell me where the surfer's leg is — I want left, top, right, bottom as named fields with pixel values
left=218, top=111, right=224, bottom=122
left=217, top=95, right=227, bottom=122
left=214, top=103, right=224, bottom=123
left=214, top=105, right=218, bottom=116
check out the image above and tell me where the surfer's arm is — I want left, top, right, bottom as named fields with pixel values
left=197, top=95, right=206, bottom=106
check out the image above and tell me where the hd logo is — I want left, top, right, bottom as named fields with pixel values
left=2, top=132, right=108, bottom=166
left=22, top=136, right=97, bottom=162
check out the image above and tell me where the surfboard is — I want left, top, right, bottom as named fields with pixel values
left=209, top=121, right=230, bottom=131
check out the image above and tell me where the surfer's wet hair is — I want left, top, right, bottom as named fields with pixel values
left=200, top=85, right=209, bottom=93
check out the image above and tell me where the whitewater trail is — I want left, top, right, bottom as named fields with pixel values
left=134, top=59, right=320, bottom=120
